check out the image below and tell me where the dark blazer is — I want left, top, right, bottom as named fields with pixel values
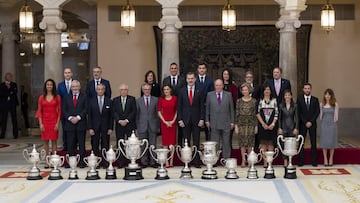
left=57, top=80, right=72, bottom=99
left=112, top=95, right=137, bottom=130
left=86, top=79, right=112, bottom=99
left=265, top=78, right=291, bottom=104
left=278, top=102, right=299, bottom=135
left=88, top=96, right=113, bottom=132
left=62, top=92, right=88, bottom=131
left=177, top=85, right=205, bottom=125
left=297, top=95, right=320, bottom=128
left=195, top=75, right=214, bottom=99
left=162, top=75, right=186, bottom=96
left=0, top=81, right=19, bottom=110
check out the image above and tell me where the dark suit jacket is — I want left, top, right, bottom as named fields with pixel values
left=0, top=81, right=19, bottom=110
left=112, top=95, right=137, bottom=130
left=62, top=92, right=88, bottom=131
left=265, top=78, right=291, bottom=104
left=177, top=86, right=205, bottom=125
left=195, top=75, right=214, bottom=99
left=162, top=75, right=186, bottom=96
left=88, top=96, right=113, bottom=132
left=57, top=80, right=72, bottom=99
left=86, top=79, right=112, bottom=99
left=297, top=95, right=320, bottom=128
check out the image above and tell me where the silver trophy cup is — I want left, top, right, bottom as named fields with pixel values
left=46, top=151, right=65, bottom=180
left=66, top=154, right=80, bottom=180
left=198, top=141, right=221, bottom=179
left=277, top=135, right=304, bottom=179
left=23, top=144, right=46, bottom=180
left=150, top=145, right=175, bottom=180
left=264, top=149, right=279, bottom=179
left=118, top=130, right=149, bottom=180
left=84, top=150, right=102, bottom=180
left=176, top=139, right=197, bottom=179
left=220, top=158, right=239, bottom=179
left=102, top=145, right=120, bottom=179
left=245, top=147, right=262, bottom=179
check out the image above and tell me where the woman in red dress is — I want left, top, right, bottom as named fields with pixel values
left=158, top=84, right=177, bottom=167
left=36, top=79, right=61, bottom=168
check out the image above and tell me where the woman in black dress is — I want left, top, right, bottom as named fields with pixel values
left=141, top=70, right=161, bottom=97
left=278, top=89, right=299, bottom=167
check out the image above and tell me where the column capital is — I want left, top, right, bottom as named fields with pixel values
left=275, top=0, right=307, bottom=19
left=276, top=19, right=301, bottom=32
left=35, top=0, right=71, bottom=33
left=156, top=0, right=183, bottom=32
left=34, top=0, right=71, bottom=9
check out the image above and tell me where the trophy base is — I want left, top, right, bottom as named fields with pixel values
left=284, top=167, right=297, bottom=179
left=27, top=175, right=43, bottom=180
left=123, top=167, right=143, bottom=180
left=48, top=175, right=63, bottom=180
left=225, top=172, right=239, bottom=179
left=264, top=172, right=276, bottom=179
left=86, top=171, right=100, bottom=180
left=180, top=170, right=193, bottom=179
left=201, top=169, right=218, bottom=180
left=247, top=170, right=259, bottom=179
left=105, top=169, right=117, bottom=180
left=69, top=171, right=79, bottom=180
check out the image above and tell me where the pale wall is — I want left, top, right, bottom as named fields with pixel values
left=98, top=0, right=360, bottom=108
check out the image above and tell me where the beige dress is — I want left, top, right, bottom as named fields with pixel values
left=235, top=97, right=257, bottom=147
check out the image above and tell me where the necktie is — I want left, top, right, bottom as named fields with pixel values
left=73, top=95, right=77, bottom=107
left=99, top=97, right=103, bottom=113
left=200, top=76, right=204, bottom=84
left=172, top=77, right=176, bottom=86
left=122, top=98, right=126, bottom=111
left=96, top=80, right=100, bottom=85
left=275, top=80, right=280, bottom=96
left=146, top=97, right=149, bottom=109
left=306, top=97, right=310, bottom=109
left=66, top=81, right=70, bottom=93
left=189, top=86, right=193, bottom=105
left=217, top=93, right=221, bottom=105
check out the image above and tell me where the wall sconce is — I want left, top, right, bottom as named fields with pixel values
left=222, top=0, right=236, bottom=31
left=19, top=0, right=34, bottom=33
left=121, top=0, right=135, bottom=33
left=321, top=0, right=335, bottom=33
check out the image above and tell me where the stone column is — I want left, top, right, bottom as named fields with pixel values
left=0, top=23, right=16, bottom=79
left=155, top=0, right=183, bottom=79
left=275, top=0, right=307, bottom=97
left=35, top=0, right=71, bottom=84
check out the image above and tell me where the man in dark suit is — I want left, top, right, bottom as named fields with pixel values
left=86, top=66, right=112, bottom=99
left=62, top=80, right=88, bottom=167
left=0, top=73, right=19, bottom=139
left=178, top=72, right=205, bottom=168
left=195, top=63, right=214, bottom=141
left=20, top=85, right=30, bottom=129
left=265, top=67, right=291, bottom=104
left=136, top=83, right=159, bottom=168
left=162, top=62, right=186, bottom=96
left=57, top=67, right=73, bottom=151
left=112, top=84, right=137, bottom=167
left=239, top=70, right=260, bottom=100
left=162, top=62, right=186, bottom=145
left=205, top=79, right=234, bottom=159
left=88, top=83, right=113, bottom=168
left=297, top=83, right=320, bottom=167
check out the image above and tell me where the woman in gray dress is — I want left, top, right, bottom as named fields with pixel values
left=320, top=88, right=339, bottom=166
left=278, top=89, right=299, bottom=167
left=234, top=83, right=257, bottom=167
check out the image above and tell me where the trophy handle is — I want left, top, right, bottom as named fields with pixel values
left=257, top=150, right=263, bottom=163
left=65, top=154, right=70, bottom=163
left=296, top=135, right=305, bottom=154
left=97, top=157, right=102, bottom=165
left=220, top=158, right=226, bottom=166
left=23, top=149, right=29, bottom=161
left=216, top=150, right=222, bottom=157
left=117, top=139, right=127, bottom=159
left=40, top=149, right=46, bottom=160
left=149, top=145, right=158, bottom=162
left=46, top=155, right=51, bottom=166
left=175, top=145, right=182, bottom=160
left=76, top=154, right=80, bottom=163
left=198, top=150, right=203, bottom=160
left=190, top=145, right=198, bottom=162
left=167, top=145, right=175, bottom=161
left=273, top=148, right=279, bottom=160
left=102, top=148, right=107, bottom=160
left=277, top=135, right=284, bottom=153
left=83, top=157, right=88, bottom=165
left=60, top=156, right=65, bottom=166
left=139, top=139, right=149, bottom=159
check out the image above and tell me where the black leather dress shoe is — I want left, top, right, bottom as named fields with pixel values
left=312, top=164, right=318, bottom=167
left=194, top=164, right=201, bottom=168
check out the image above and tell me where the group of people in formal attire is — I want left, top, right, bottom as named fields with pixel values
left=32, top=63, right=339, bottom=169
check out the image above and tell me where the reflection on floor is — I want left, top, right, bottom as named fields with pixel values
left=0, top=135, right=359, bottom=202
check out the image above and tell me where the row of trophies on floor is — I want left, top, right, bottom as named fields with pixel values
left=23, top=131, right=304, bottom=181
